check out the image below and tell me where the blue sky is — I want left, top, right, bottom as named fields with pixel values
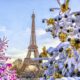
left=0, top=0, right=80, bottom=60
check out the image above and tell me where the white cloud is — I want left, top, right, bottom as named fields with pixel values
left=0, top=26, right=7, bottom=32
left=6, top=47, right=27, bottom=59
left=36, top=28, right=46, bottom=36
left=26, top=27, right=46, bottom=37
left=5, top=47, right=28, bottom=63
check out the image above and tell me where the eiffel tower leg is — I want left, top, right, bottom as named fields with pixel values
left=21, top=57, right=31, bottom=72
left=34, top=49, right=39, bottom=58
left=21, top=62, right=28, bottom=72
left=27, top=50, right=31, bottom=58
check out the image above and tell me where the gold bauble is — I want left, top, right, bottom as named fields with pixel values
left=70, top=38, right=76, bottom=47
left=53, top=72, right=63, bottom=79
left=40, top=46, right=48, bottom=57
left=61, top=4, right=68, bottom=13
left=47, top=18, right=55, bottom=25
left=58, top=32, right=67, bottom=42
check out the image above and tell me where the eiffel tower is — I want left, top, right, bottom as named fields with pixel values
left=21, top=12, right=39, bottom=72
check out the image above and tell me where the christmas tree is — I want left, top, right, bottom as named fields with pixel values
left=34, top=0, right=80, bottom=80
left=0, top=36, right=19, bottom=80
